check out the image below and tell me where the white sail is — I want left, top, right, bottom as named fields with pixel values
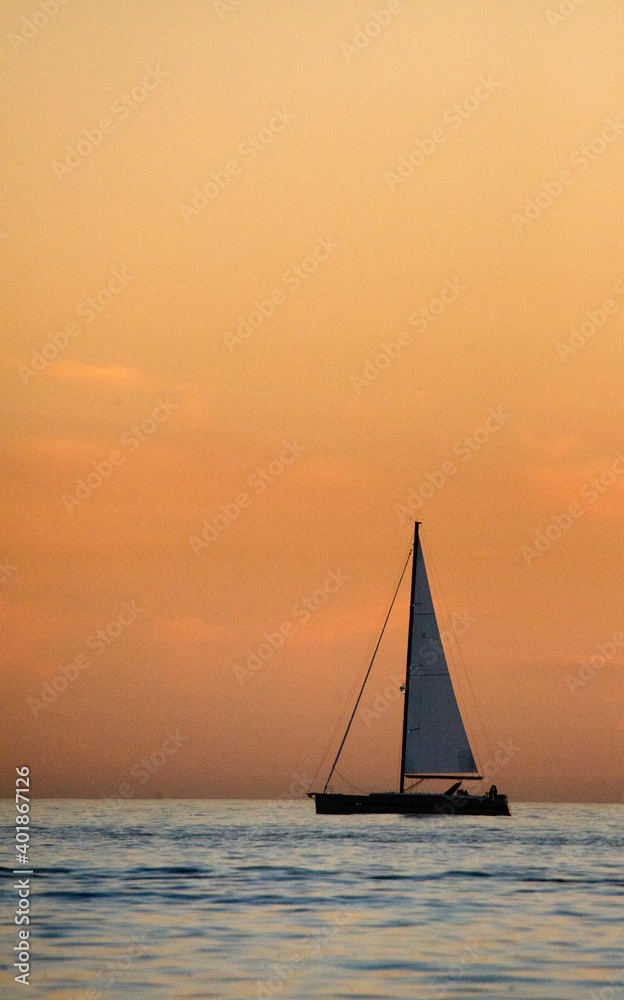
left=403, top=536, right=479, bottom=776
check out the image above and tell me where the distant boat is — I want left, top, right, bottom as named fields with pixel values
left=309, top=522, right=511, bottom=816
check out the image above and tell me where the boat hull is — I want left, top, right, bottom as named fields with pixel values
left=311, top=792, right=511, bottom=816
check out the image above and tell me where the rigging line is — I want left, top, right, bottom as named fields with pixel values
left=309, top=539, right=413, bottom=790
left=311, top=542, right=411, bottom=790
left=322, top=543, right=413, bottom=794
left=404, top=778, right=426, bottom=792
left=421, top=530, right=494, bottom=767
left=333, top=769, right=369, bottom=794
left=309, top=583, right=405, bottom=791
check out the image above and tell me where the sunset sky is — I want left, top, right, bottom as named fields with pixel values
left=2, top=0, right=623, bottom=802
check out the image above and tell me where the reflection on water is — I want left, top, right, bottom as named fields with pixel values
left=0, top=800, right=622, bottom=999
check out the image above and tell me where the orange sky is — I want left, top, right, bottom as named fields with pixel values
left=2, top=0, right=623, bottom=801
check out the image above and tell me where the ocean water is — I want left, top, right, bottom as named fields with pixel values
left=1, top=800, right=622, bottom=999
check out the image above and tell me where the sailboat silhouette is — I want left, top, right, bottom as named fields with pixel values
left=309, top=522, right=511, bottom=816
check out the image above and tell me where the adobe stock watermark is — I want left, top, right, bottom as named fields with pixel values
left=410, top=736, right=518, bottom=825
left=340, top=1, right=403, bottom=62
left=586, top=987, right=624, bottom=1000
left=17, top=268, right=136, bottom=386
left=440, top=944, right=489, bottom=993
left=395, top=407, right=510, bottom=522
left=26, top=600, right=145, bottom=716
left=257, top=941, right=324, bottom=998
left=385, top=77, right=501, bottom=191
left=565, top=628, right=624, bottom=694
left=7, top=0, right=72, bottom=52
left=277, top=770, right=313, bottom=800
left=232, top=569, right=351, bottom=685
left=512, top=116, right=624, bottom=232
left=530, top=843, right=581, bottom=895
left=360, top=672, right=405, bottom=727
left=256, top=905, right=352, bottom=998
left=179, top=108, right=295, bottom=223
left=223, top=238, right=340, bottom=352
left=556, top=275, right=624, bottom=361
left=83, top=933, right=150, bottom=1000
left=522, top=450, right=624, bottom=565
left=113, top=730, right=189, bottom=799
left=52, top=68, right=169, bottom=180
left=361, top=611, right=477, bottom=727
left=61, top=398, right=179, bottom=513
left=351, top=278, right=466, bottom=391
left=584, top=979, right=624, bottom=1000
left=0, top=558, right=18, bottom=584
left=522, top=503, right=582, bottom=566
left=480, top=738, right=520, bottom=783
left=214, top=0, right=246, bottom=19
left=545, top=0, right=587, bottom=29
left=189, top=440, right=306, bottom=554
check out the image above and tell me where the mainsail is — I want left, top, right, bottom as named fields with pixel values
left=402, top=532, right=479, bottom=777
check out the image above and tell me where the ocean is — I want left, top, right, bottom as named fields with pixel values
left=1, top=800, right=622, bottom=999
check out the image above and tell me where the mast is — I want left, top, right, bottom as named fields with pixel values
left=399, top=521, right=420, bottom=793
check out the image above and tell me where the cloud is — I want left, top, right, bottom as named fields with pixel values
left=152, top=616, right=230, bottom=644
left=287, top=599, right=404, bottom=647
left=49, top=361, right=153, bottom=385
left=4, top=435, right=97, bottom=462
left=514, top=426, right=581, bottom=459
left=0, top=598, right=61, bottom=663
left=298, top=458, right=355, bottom=485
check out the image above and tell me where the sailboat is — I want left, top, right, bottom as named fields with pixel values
left=309, top=522, right=511, bottom=816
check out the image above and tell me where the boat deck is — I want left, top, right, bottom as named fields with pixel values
left=312, top=792, right=511, bottom=816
